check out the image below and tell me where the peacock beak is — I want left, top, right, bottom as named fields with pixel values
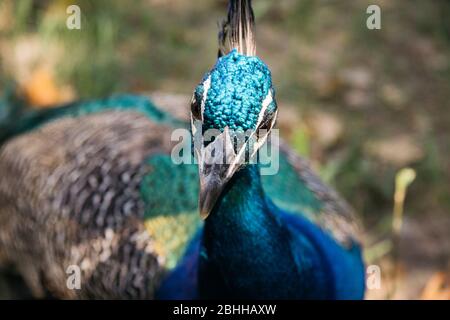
left=198, top=169, right=229, bottom=220
left=195, top=127, right=242, bottom=219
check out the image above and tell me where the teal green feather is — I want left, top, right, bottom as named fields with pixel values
left=262, top=154, right=322, bottom=219
left=140, top=155, right=201, bottom=269
left=0, top=85, right=28, bottom=143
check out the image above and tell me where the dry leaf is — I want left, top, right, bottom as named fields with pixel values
left=421, top=272, right=450, bottom=300
left=22, top=67, right=74, bottom=108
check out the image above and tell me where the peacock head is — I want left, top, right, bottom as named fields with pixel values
left=190, top=49, right=278, bottom=219
left=190, top=0, right=278, bottom=219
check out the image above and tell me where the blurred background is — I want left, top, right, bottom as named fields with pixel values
left=0, top=0, right=449, bottom=299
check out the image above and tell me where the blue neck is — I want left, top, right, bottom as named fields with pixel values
left=199, top=165, right=311, bottom=298
left=158, top=165, right=365, bottom=299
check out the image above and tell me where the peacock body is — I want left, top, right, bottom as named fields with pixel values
left=0, top=0, right=365, bottom=299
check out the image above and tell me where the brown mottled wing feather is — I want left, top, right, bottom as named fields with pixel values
left=147, top=92, right=191, bottom=122
left=0, top=111, right=175, bottom=298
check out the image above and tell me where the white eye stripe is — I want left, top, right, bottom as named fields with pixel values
left=200, top=75, right=212, bottom=118
left=190, top=114, right=197, bottom=135
left=255, top=89, right=273, bottom=128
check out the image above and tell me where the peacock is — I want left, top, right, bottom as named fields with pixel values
left=0, top=0, right=365, bottom=299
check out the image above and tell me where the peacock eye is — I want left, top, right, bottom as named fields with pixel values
left=191, top=94, right=202, bottom=120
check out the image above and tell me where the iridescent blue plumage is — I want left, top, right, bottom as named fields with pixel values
left=197, top=50, right=276, bottom=131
